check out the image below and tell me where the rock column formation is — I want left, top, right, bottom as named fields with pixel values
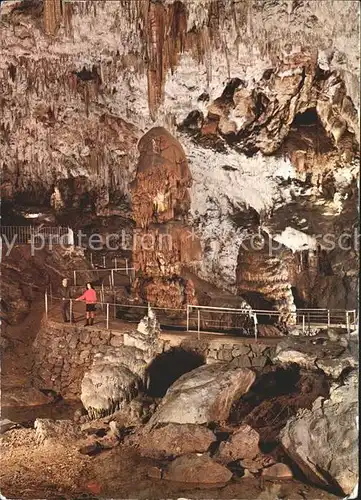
left=131, top=127, right=201, bottom=309
left=237, top=233, right=297, bottom=324
left=43, top=0, right=62, bottom=35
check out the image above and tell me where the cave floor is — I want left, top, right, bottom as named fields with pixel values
left=0, top=434, right=340, bottom=500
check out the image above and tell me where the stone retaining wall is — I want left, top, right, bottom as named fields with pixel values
left=179, top=338, right=276, bottom=369
left=32, top=321, right=276, bottom=399
left=32, top=320, right=122, bottom=398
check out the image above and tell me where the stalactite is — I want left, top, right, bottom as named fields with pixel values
left=43, top=0, right=62, bottom=36
left=146, top=0, right=166, bottom=121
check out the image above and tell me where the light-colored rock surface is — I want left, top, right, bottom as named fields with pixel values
left=163, top=453, right=233, bottom=485
left=262, top=463, right=293, bottom=479
left=148, top=364, right=256, bottom=425
left=0, top=419, right=18, bottom=434
left=81, top=355, right=142, bottom=419
left=135, top=423, right=215, bottom=459
left=81, top=309, right=163, bottom=418
left=281, top=371, right=358, bottom=495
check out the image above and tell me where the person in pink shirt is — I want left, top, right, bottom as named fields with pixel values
left=75, top=282, right=97, bottom=326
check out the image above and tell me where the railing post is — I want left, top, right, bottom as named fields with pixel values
left=327, top=309, right=330, bottom=327
left=125, top=258, right=129, bottom=275
left=69, top=299, right=73, bottom=324
left=90, top=253, right=93, bottom=268
left=114, top=257, right=117, bottom=270
left=346, top=311, right=350, bottom=334
left=106, top=302, right=109, bottom=330
left=186, top=304, right=189, bottom=332
left=45, top=289, right=48, bottom=319
left=253, top=313, right=258, bottom=342
left=302, top=315, right=305, bottom=333
left=197, top=309, right=200, bottom=340
left=73, top=270, right=76, bottom=286
left=111, top=269, right=114, bottom=287
left=103, top=256, right=106, bottom=268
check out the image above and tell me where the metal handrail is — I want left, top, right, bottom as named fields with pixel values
left=44, top=290, right=358, bottom=338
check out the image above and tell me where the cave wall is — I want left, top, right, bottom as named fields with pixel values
left=1, top=0, right=359, bottom=315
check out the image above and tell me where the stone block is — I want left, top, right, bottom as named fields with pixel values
left=110, top=335, right=124, bottom=347
left=251, top=356, right=267, bottom=368
left=232, top=345, right=251, bottom=357
left=68, top=334, right=79, bottom=349
left=218, top=349, right=233, bottom=362
left=207, top=349, right=218, bottom=359
left=54, top=357, right=64, bottom=367
left=237, top=355, right=252, bottom=368
left=91, top=335, right=102, bottom=346
left=251, top=343, right=268, bottom=356
left=80, top=331, right=90, bottom=344
left=99, top=330, right=111, bottom=343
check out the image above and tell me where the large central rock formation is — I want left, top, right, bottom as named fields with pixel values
left=131, top=126, right=201, bottom=309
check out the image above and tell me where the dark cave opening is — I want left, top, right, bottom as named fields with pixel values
left=284, top=107, right=335, bottom=156
left=146, top=347, right=205, bottom=398
left=229, top=364, right=330, bottom=447
left=292, top=107, right=319, bottom=126
left=291, top=286, right=306, bottom=308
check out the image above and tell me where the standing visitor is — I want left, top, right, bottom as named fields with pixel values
left=75, top=282, right=97, bottom=326
left=60, top=278, right=74, bottom=323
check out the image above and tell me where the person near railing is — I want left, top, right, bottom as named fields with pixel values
left=60, top=278, right=75, bottom=323
left=75, top=282, right=97, bottom=326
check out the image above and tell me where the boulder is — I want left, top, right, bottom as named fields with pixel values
left=135, top=423, right=216, bottom=459
left=1, top=386, right=54, bottom=407
left=214, top=424, right=260, bottom=464
left=274, top=348, right=318, bottom=371
left=273, top=337, right=357, bottom=379
left=34, top=419, right=80, bottom=444
left=315, top=355, right=357, bottom=379
left=81, top=354, right=142, bottom=419
left=262, top=463, right=293, bottom=479
left=148, top=364, right=255, bottom=425
left=280, top=371, right=358, bottom=496
left=81, top=309, right=164, bottom=419
left=164, top=453, right=232, bottom=485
